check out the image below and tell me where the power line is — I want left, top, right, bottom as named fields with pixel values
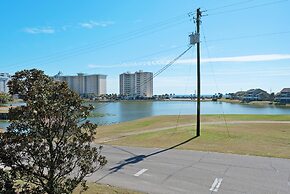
left=171, top=50, right=195, bottom=136
left=112, top=44, right=188, bottom=67
left=142, top=46, right=192, bottom=85
left=95, top=46, right=193, bottom=111
left=4, top=15, right=188, bottom=72
left=6, top=0, right=288, bottom=72
left=5, top=20, right=188, bottom=72
left=208, top=0, right=288, bottom=16
left=206, top=0, right=255, bottom=11
left=201, top=26, right=231, bottom=138
left=207, top=30, right=290, bottom=42
left=7, top=28, right=289, bottom=72
left=30, top=15, right=186, bottom=61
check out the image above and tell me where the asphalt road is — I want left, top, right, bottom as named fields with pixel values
left=88, top=143, right=290, bottom=194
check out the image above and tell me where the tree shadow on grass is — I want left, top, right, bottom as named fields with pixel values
left=95, top=136, right=198, bottom=182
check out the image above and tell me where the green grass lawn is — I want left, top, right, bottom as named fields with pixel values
left=95, top=115, right=290, bottom=159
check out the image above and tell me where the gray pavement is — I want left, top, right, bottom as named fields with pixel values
left=88, top=143, right=290, bottom=194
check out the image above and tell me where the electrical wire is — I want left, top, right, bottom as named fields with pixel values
left=138, top=46, right=192, bottom=89
left=206, top=0, right=255, bottom=11
left=83, top=45, right=188, bottom=111
left=5, top=20, right=188, bottom=72
left=9, top=27, right=288, bottom=73
left=207, top=30, right=290, bottom=42
left=173, top=50, right=195, bottom=136
left=94, top=46, right=193, bottom=111
left=4, top=15, right=188, bottom=72
left=6, top=0, right=289, bottom=72
left=115, top=44, right=188, bottom=67
left=207, top=0, right=288, bottom=16
left=201, top=26, right=231, bottom=138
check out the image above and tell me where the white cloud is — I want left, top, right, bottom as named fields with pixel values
left=79, top=21, right=115, bottom=29
left=88, top=54, right=290, bottom=69
left=205, top=68, right=290, bottom=77
left=177, top=54, right=290, bottom=64
left=87, top=59, right=168, bottom=68
left=23, top=20, right=114, bottom=34
left=23, top=27, right=55, bottom=34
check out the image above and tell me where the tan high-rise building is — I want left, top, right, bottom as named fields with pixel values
left=119, top=70, right=153, bottom=98
left=54, top=72, right=107, bottom=97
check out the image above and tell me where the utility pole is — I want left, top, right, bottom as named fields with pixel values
left=196, top=8, right=201, bottom=137
left=189, top=8, right=203, bottom=137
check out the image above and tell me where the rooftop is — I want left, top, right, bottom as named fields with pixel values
left=281, top=88, right=290, bottom=93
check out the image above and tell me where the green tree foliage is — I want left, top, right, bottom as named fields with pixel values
left=0, top=93, right=12, bottom=104
left=0, top=69, right=107, bottom=194
left=0, top=168, right=17, bottom=194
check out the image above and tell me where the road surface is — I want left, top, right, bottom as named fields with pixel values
left=88, top=144, right=290, bottom=194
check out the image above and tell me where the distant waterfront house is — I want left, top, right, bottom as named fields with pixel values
left=240, top=89, right=270, bottom=102
left=224, top=93, right=235, bottom=99
left=275, top=88, right=290, bottom=104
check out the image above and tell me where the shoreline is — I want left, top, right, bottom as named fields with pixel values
left=218, top=98, right=290, bottom=108
left=1, top=114, right=290, bottom=132
left=2, top=99, right=290, bottom=113
left=85, top=98, right=290, bottom=109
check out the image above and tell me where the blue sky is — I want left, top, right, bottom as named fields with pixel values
left=1, top=0, right=290, bottom=94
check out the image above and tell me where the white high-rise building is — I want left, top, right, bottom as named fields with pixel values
left=54, top=72, right=107, bottom=97
left=119, top=70, right=153, bottom=98
left=119, top=72, right=135, bottom=96
left=0, top=73, right=11, bottom=93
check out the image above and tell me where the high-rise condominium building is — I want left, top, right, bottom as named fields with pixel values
left=54, top=72, right=107, bottom=97
left=119, top=70, right=153, bottom=98
left=0, top=73, right=11, bottom=93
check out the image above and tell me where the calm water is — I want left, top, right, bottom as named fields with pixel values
left=1, top=101, right=290, bottom=128
left=87, top=101, right=290, bottom=125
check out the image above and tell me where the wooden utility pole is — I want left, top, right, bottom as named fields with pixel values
left=196, top=8, right=201, bottom=137
left=189, top=8, right=203, bottom=137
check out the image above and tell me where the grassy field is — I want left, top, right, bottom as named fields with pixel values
left=95, top=115, right=290, bottom=159
left=73, top=183, right=144, bottom=194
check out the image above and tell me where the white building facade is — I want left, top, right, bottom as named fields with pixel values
left=119, top=72, right=135, bottom=96
left=119, top=70, right=153, bottom=98
left=0, top=73, right=11, bottom=93
left=54, top=73, right=107, bottom=97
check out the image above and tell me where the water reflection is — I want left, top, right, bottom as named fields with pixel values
left=118, top=101, right=154, bottom=121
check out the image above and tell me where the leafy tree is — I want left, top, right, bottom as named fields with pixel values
left=0, top=69, right=107, bottom=194
left=0, top=169, right=16, bottom=194
left=0, top=93, right=12, bottom=104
